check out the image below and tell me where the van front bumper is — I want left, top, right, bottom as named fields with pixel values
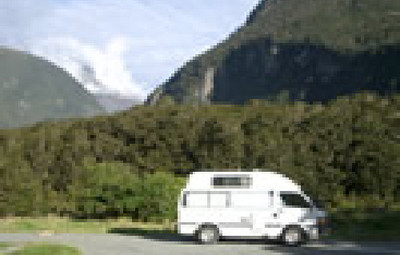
left=307, top=226, right=319, bottom=240
left=304, top=217, right=330, bottom=240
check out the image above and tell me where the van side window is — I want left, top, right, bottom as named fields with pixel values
left=184, top=191, right=229, bottom=208
left=209, top=192, right=229, bottom=208
left=182, top=192, right=187, bottom=207
left=212, top=176, right=252, bottom=188
left=185, top=192, right=208, bottom=208
left=280, top=193, right=310, bottom=208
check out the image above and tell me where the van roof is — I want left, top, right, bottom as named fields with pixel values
left=185, top=171, right=301, bottom=192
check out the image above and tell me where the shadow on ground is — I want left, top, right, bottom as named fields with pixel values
left=108, top=228, right=193, bottom=243
left=266, top=246, right=366, bottom=255
left=268, top=246, right=400, bottom=255
left=108, top=228, right=278, bottom=245
left=266, top=241, right=400, bottom=255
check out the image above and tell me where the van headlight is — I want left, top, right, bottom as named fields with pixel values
left=299, top=215, right=313, bottom=222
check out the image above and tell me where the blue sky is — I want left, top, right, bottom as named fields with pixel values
left=0, top=0, right=260, bottom=100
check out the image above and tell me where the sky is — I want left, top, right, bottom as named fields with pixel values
left=0, top=0, right=260, bottom=100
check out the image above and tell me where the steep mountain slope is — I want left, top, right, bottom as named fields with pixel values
left=147, top=0, right=400, bottom=104
left=0, top=47, right=104, bottom=128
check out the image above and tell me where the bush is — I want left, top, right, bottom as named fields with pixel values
left=69, top=160, right=141, bottom=219
left=0, top=158, right=44, bottom=216
left=136, top=172, right=186, bottom=222
left=67, top=160, right=186, bottom=221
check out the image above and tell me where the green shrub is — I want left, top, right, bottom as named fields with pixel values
left=137, top=172, right=186, bottom=221
left=69, top=160, right=141, bottom=219
left=67, top=160, right=186, bottom=221
left=11, top=244, right=81, bottom=255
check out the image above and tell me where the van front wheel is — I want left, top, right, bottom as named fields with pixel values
left=197, top=225, right=219, bottom=244
left=282, top=226, right=304, bottom=246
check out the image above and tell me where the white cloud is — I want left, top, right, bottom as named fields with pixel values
left=0, top=0, right=260, bottom=100
left=30, top=36, right=147, bottom=98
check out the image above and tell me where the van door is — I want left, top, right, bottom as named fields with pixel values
left=276, top=192, right=311, bottom=226
left=221, top=191, right=253, bottom=236
left=249, top=191, right=275, bottom=236
left=227, top=191, right=274, bottom=236
left=279, top=192, right=311, bottom=220
left=263, top=191, right=311, bottom=238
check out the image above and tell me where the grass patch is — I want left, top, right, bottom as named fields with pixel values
left=328, top=210, right=400, bottom=241
left=10, top=244, right=81, bottom=255
left=0, top=243, right=11, bottom=248
left=0, top=217, right=174, bottom=234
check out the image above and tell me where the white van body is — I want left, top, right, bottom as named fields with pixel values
left=177, top=171, right=325, bottom=244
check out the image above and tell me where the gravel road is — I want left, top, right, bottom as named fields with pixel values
left=1, top=233, right=400, bottom=255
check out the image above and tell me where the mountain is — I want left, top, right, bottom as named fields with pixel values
left=93, top=93, right=141, bottom=113
left=77, top=63, right=141, bottom=111
left=0, top=47, right=104, bottom=128
left=147, top=0, right=400, bottom=104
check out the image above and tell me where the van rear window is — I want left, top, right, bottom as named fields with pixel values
left=212, top=176, right=252, bottom=188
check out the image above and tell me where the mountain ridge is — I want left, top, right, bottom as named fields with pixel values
left=0, top=47, right=104, bottom=128
left=147, top=0, right=400, bottom=104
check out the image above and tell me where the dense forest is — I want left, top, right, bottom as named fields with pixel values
left=0, top=93, right=399, bottom=220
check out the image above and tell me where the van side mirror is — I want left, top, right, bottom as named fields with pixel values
left=313, top=199, right=325, bottom=209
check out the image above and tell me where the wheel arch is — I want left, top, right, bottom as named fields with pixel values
left=195, top=223, right=220, bottom=244
left=195, top=223, right=219, bottom=233
left=280, top=224, right=307, bottom=246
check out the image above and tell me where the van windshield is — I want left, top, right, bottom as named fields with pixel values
left=280, top=192, right=311, bottom=208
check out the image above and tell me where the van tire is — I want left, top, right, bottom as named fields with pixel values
left=281, top=226, right=305, bottom=246
left=196, top=225, right=219, bottom=244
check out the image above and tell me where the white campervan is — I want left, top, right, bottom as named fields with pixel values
left=177, top=171, right=326, bottom=246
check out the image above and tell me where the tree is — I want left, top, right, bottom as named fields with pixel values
left=69, top=160, right=141, bottom=219
left=137, top=172, right=186, bottom=221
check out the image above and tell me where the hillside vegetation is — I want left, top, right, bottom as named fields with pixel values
left=148, top=0, right=400, bottom=104
left=0, top=48, right=104, bottom=128
left=0, top=93, right=399, bottom=219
